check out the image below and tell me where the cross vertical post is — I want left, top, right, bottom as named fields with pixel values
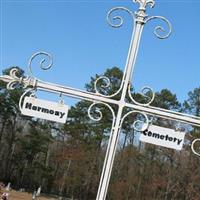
left=96, top=2, right=148, bottom=199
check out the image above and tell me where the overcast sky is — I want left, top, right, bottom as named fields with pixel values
left=1, top=0, right=200, bottom=105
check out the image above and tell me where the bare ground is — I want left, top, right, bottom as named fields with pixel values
left=2, top=190, right=57, bottom=200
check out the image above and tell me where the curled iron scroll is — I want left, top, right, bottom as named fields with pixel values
left=145, top=16, right=172, bottom=39
left=88, top=102, right=116, bottom=128
left=94, top=75, right=124, bottom=98
left=94, top=76, right=110, bottom=97
left=120, top=111, right=149, bottom=132
left=107, top=7, right=134, bottom=28
left=19, top=88, right=36, bottom=111
left=128, top=83, right=155, bottom=106
left=191, top=139, right=200, bottom=157
left=28, top=52, right=53, bottom=77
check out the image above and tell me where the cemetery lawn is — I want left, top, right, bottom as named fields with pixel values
left=5, top=190, right=57, bottom=200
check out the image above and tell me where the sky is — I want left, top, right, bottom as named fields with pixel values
left=0, top=0, right=200, bottom=106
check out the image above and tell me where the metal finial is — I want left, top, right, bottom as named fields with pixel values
left=134, top=0, right=155, bottom=10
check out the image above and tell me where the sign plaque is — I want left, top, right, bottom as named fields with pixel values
left=140, top=124, right=185, bottom=150
left=21, top=97, right=69, bottom=123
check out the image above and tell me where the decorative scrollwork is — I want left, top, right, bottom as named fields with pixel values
left=28, top=52, right=53, bottom=76
left=134, top=0, right=155, bottom=10
left=88, top=102, right=116, bottom=127
left=128, top=83, right=155, bottom=106
left=107, top=7, right=134, bottom=28
left=19, top=88, right=36, bottom=111
left=120, top=110, right=149, bottom=132
left=191, top=139, right=200, bottom=157
left=145, top=16, right=172, bottom=39
left=0, top=68, right=36, bottom=90
left=94, top=75, right=123, bottom=98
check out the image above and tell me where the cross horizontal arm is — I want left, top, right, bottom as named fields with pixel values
left=1, top=72, right=200, bottom=127
left=0, top=73, right=119, bottom=105
left=37, top=80, right=200, bottom=127
left=39, top=80, right=200, bottom=127
left=127, top=102, right=200, bottom=127
left=37, top=80, right=119, bottom=105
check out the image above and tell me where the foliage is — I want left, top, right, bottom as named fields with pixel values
left=0, top=67, right=200, bottom=200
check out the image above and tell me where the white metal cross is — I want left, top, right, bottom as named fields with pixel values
left=1, top=0, right=200, bottom=199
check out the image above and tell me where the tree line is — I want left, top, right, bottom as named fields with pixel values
left=0, top=66, right=200, bottom=200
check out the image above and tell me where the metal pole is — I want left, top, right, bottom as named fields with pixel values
left=96, top=6, right=146, bottom=200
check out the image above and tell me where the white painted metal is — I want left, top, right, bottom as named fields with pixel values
left=191, top=139, right=200, bottom=157
left=0, top=0, right=200, bottom=200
